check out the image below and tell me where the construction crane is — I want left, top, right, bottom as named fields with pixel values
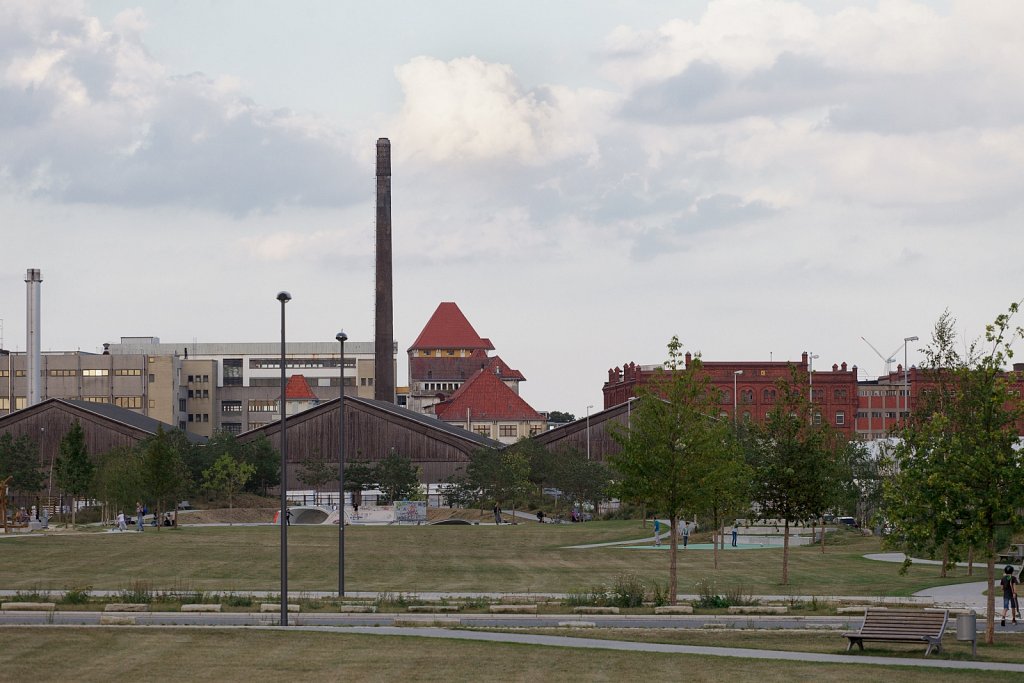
left=860, top=337, right=902, bottom=377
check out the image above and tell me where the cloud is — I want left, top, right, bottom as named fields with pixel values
left=0, top=1, right=364, bottom=213
left=392, top=55, right=613, bottom=165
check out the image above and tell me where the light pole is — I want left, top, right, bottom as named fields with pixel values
left=586, top=405, right=594, bottom=460
left=808, top=353, right=819, bottom=423
left=903, top=336, right=918, bottom=418
left=733, top=370, right=743, bottom=425
left=627, top=396, right=637, bottom=431
left=335, top=330, right=347, bottom=597
left=276, top=290, right=291, bottom=626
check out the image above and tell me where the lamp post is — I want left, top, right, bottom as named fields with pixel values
left=903, top=336, right=918, bottom=419
left=733, top=370, right=743, bottom=425
left=808, top=353, right=819, bottom=423
left=586, top=405, right=594, bottom=460
left=627, top=396, right=637, bottom=431
left=335, top=330, right=347, bottom=597
left=276, top=291, right=291, bottom=626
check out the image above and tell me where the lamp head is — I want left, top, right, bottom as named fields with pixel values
left=905, top=336, right=919, bottom=343
left=336, top=331, right=348, bottom=343
left=734, top=370, right=743, bottom=375
left=276, top=291, right=292, bottom=303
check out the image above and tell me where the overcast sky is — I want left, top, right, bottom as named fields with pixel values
left=2, top=0, right=1022, bottom=418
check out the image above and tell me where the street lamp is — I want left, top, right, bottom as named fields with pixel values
left=276, top=290, right=291, bottom=626
left=627, top=396, right=638, bottom=431
left=586, top=404, right=594, bottom=460
left=733, top=370, right=743, bottom=425
left=335, top=330, right=347, bottom=597
left=903, top=336, right=918, bottom=418
left=808, top=353, right=819, bottom=425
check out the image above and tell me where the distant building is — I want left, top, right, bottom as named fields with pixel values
left=0, top=336, right=395, bottom=438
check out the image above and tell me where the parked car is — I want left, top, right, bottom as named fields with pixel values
left=837, top=516, right=859, bottom=528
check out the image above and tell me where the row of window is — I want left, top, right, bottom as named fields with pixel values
left=467, top=424, right=543, bottom=438
left=855, top=411, right=899, bottom=419
left=188, top=413, right=209, bottom=423
left=422, top=382, right=460, bottom=392
left=188, top=389, right=210, bottom=399
left=249, top=358, right=355, bottom=369
left=187, top=374, right=210, bottom=384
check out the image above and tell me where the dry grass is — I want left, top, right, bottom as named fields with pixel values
left=0, top=627, right=1012, bottom=682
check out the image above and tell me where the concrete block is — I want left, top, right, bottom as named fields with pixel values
left=99, top=615, right=136, bottom=625
left=489, top=604, right=538, bottom=614
left=104, top=603, right=150, bottom=612
left=2, top=602, right=56, bottom=611
left=260, top=603, right=300, bottom=613
left=573, top=606, right=619, bottom=614
left=654, top=605, right=694, bottom=615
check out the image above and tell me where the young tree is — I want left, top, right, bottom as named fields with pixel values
left=748, top=369, right=846, bottom=585
left=140, top=426, right=189, bottom=530
left=375, top=451, right=420, bottom=504
left=610, top=336, right=741, bottom=602
left=53, top=421, right=94, bottom=527
left=550, top=449, right=610, bottom=515
left=203, top=453, right=255, bottom=512
left=239, top=436, right=280, bottom=495
left=465, top=447, right=531, bottom=517
left=297, top=450, right=334, bottom=504
left=0, top=433, right=44, bottom=499
left=94, top=446, right=144, bottom=522
left=884, top=304, right=1024, bottom=644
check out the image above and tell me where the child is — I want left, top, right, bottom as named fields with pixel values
left=116, top=511, right=126, bottom=532
left=1000, top=565, right=1018, bottom=626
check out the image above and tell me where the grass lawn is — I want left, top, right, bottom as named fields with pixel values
left=498, top=628, right=1024, bottom=665
left=0, top=627, right=1013, bottom=682
left=0, top=522, right=986, bottom=596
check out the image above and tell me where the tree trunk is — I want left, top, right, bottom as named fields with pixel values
left=820, top=516, right=826, bottom=554
left=669, top=516, right=679, bottom=605
left=940, top=542, right=948, bottom=578
left=782, top=518, right=790, bottom=585
left=70, top=495, right=76, bottom=528
left=968, top=546, right=974, bottom=576
left=986, top=535, right=996, bottom=645
left=712, top=510, right=720, bottom=569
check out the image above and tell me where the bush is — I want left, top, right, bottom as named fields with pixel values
left=60, top=586, right=92, bottom=605
left=119, top=580, right=152, bottom=604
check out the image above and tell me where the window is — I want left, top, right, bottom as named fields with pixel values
left=15, top=397, right=26, bottom=409
left=222, top=423, right=242, bottom=435
left=48, top=369, right=77, bottom=376
left=15, top=370, right=25, bottom=377
left=447, top=350, right=455, bottom=356
left=742, top=411, right=751, bottom=423
left=812, top=388, right=824, bottom=400
left=249, top=399, right=278, bottom=413
left=114, top=396, right=142, bottom=409
left=499, top=425, right=517, bottom=438
left=202, top=414, right=209, bottom=423
left=82, top=396, right=109, bottom=404
left=0, top=398, right=7, bottom=410
left=222, top=400, right=242, bottom=413
left=115, top=369, right=142, bottom=376
left=148, top=374, right=155, bottom=383
left=529, top=425, right=543, bottom=436
left=762, top=388, right=776, bottom=403
left=82, top=369, right=109, bottom=377
left=188, top=414, right=194, bottom=422
left=187, top=390, right=194, bottom=398
left=740, top=389, right=753, bottom=404
left=179, top=421, right=186, bottom=430
left=187, top=375, right=194, bottom=383
left=473, top=425, right=491, bottom=436
left=834, top=388, right=847, bottom=399
left=0, top=370, right=6, bottom=377
left=179, top=399, right=186, bottom=412
left=720, top=390, right=730, bottom=404
left=149, top=400, right=156, bottom=409
left=224, top=359, right=243, bottom=386
left=835, top=411, right=845, bottom=425
left=813, top=412, right=822, bottom=425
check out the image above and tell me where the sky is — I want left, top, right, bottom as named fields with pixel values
left=1, top=0, right=1022, bottom=418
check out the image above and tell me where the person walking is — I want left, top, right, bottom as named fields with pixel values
left=731, top=523, right=738, bottom=548
left=116, top=511, right=127, bottom=532
left=492, top=503, right=502, bottom=525
left=135, top=501, right=144, bottom=532
left=681, top=521, right=690, bottom=548
left=1001, top=565, right=1019, bottom=626
left=653, top=518, right=662, bottom=547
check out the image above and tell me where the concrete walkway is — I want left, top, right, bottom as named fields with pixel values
left=246, top=625, right=1024, bottom=673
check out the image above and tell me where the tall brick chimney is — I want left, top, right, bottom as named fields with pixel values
left=374, top=138, right=395, bottom=403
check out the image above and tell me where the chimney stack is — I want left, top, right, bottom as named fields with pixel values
left=25, top=268, right=42, bottom=407
left=374, top=138, right=395, bottom=403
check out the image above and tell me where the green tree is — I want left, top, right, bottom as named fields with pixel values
left=550, top=448, right=610, bottom=515
left=238, top=436, right=279, bottom=495
left=202, top=453, right=255, bottom=512
left=884, top=304, right=1024, bottom=643
left=189, top=432, right=235, bottom=495
left=53, top=421, right=94, bottom=527
left=375, top=451, right=421, bottom=504
left=140, top=426, right=189, bottom=529
left=748, top=368, right=845, bottom=585
left=545, top=411, right=576, bottom=424
left=610, top=336, right=741, bottom=602
left=465, top=447, right=531, bottom=516
left=0, top=433, right=44, bottom=498
left=93, top=446, right=144, bottom=521
left=297, top=450, right=334, bottom=504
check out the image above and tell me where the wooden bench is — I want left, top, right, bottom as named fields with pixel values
left=843, top=607, right=948, bottom=656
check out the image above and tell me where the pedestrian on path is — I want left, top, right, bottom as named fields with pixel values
left=135, top=501, right=144, bottom=532
left=1002, top=565, right=1019, bottom=626
left=681, top=522, right=689, bottom=548
left=116, top=511, right=126, bottom=532
left=731, top=523, right=738, bottom=548
left=653, top=518, right=661, bottom=546
left=493, top=504, right=502, bottom=525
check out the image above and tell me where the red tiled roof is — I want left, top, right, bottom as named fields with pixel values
left=409, top=352, right=526, bottom=383
left=408, top=302, right=494, bottom=352
left=285, top=374, right=318, bottom=400
left=434, top=367, right=543, bottom=422
left=483, top=356, right=525, bottom=382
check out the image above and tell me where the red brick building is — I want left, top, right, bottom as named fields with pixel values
left=603, top=351, right=860, bottom=436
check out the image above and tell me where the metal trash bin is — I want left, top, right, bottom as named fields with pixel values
left=956, top=611, right=977, bottom=657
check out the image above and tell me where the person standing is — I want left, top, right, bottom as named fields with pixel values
left=1001, top=565, right=1019, bottom=626
left=731, top=523, right=738, bottom=548
left=681, top=522, right=690, bottom=548
left=135, top=501, right=144, bottom=532
left=493, top=503, right=502, bottom=525
left=653, top=518, right=662, bottom=546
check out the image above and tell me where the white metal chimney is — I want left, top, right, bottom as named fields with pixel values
left=25, top=268, right=42, bottom=407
